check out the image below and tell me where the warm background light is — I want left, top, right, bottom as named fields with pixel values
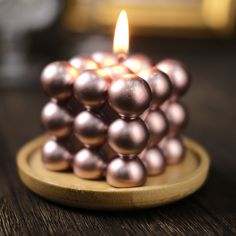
left=113, top=10, right=129, bottom=56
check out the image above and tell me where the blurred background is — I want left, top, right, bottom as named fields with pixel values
left=0, top=0, right=235, bottom=184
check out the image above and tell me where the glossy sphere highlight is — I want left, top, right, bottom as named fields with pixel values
left=108, top=74, right=151, bottom=118
left=123, top=54, right=151, bottom=73
left=140, top=147, right=165, bottom=176
left=41, top=102, right=73, bottom=137
left=162, top=137, right=185, bottom=164
left=156, top=59, right=190, bottom=96
left=42, top=140, right=72, bottom=171
left=92, top=51, right=118, bottom=67
left=100, top=64, right=132, bottom=80
left=41, top=61, right=78, bottom=101
left=165, top=101, right=188, bottom=136
left=108, top=118, right=149, bottom=156
left=69, top=56, right=98, bottom=70
left=144, top=109, right=168, bottom=146
left=74, top=111, right=107, bottom=147
left=73, top=148, right=106, bottom=179
left=139, top=68, right=172, bottom=107
left=106, top=157, right=147, bottom=188
left=74, top=70, right=111, bottom=108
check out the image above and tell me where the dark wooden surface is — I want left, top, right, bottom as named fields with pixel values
left=0, top=36, right=236, bottom=235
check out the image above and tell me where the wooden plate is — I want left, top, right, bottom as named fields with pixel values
left=17, top=135, right=210, bottom=210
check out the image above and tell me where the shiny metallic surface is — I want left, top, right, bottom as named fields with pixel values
left=41, top=102, right=73, bottom=137
left=162, top=137, right=185, bottom=164
left=41, top=61, right=78, bottom=101
left=100, top=64, right=132, bottom=80
left=73, top=70, right=111, bottom=108
left=73, top=148, right=107, bottom=179
left=144, top=109, right=168, bottom=146
left=139, top=68, right=172, bottom=107
left=123, top=54, right=151, bottom=73
left=108, top=118, right=149, bottom=156
left=106, top=156, right=147, bottom=188
left=156, top=59, right=191, bottom=96
left=74, top=111, right=107, bottom=147
left=92, top=51, right=118, bottom=67
left=140, top=147, right=165, bottom=176
left=108, top=74, right=151, bottom=118
left=69, top=56, right=99, bottom=70
left=42, top=139, right=72, bottom=171
left=165, top=101, right=188, bottom=136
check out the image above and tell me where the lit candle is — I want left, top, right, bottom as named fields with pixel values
left=40, top=10, right=191, bottom=188
left=113, top=10, right=129, bottom=60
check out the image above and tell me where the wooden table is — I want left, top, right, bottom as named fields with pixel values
left=0, top=37, right=235, bottom=235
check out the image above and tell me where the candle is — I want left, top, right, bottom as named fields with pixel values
left=40, top=10, right=191, bottom=188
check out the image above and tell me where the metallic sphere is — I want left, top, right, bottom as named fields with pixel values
left=156, top=59, right=191, bottom=97
left=92, top=51, right=118, bottom=67
left=106, top=156, right=147, bottom=188
left=123, top=54, right=151, bottom=73
left=74, top=111, right=107, bottom=147
left=41, top=102, right=73, bottom=137
left=42, top=139, right=72, bottom=171
left=165, top=101, right=188, bottom=136
left=41, top=61, right=78, bottom=101
left=100, top=64, right=132, bottom=80
left=162, top=137, right=185, bottom=164
left=144, top=109, right=169, bottom=146
left=73, top=70, right=111, bottom=108
left=108, top=74, right=151, bottom=118
left=69, top=56, right=99, bottom=70
left=73, top=148, right=107, bottom=179
left=108, top=118, right=149, bottom=156
left=140, top=147, right=165, bottom=176
left=138, top=68, right=172, bottom=107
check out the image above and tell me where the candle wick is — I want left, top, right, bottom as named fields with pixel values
left=117, top=52, right=127, bottom=62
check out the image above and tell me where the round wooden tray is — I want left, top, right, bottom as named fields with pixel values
left=17, top=135, right=210, bottom=210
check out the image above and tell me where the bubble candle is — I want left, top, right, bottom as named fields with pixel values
left=40, top=10, right=191, bottom=188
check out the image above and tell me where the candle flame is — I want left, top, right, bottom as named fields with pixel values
left=113, top=10, right=129, bottom=57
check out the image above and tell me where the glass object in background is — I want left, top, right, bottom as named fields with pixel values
left=0, top=0, right=61, bottom=87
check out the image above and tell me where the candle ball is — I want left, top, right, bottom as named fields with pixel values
left=69, top=56, right=99, bottom=70
left=92, top=51, right=118, bottom=67
left=106, top=156, right=147, bottom=188
left=123, top=54, right=151, bottom=73
left=138, top=68, right=172, bottom=107
left=73, top=70, right=111, bottom=108
left=108, top=74, right=151, bottom=118
left=144, top=109, right=169, bottom=146
left=162, top=137, right=185, bottom=164
left=73, top=148, right=106, bottom=179
left=156, top=59, right=191, bottom=97
left=100, top=64, right=132, bottom=80
left=74, top=111, right=107, bottom=147
left=42, top=139, right=72, bottom=171
left=140, top=147, right=165, bottom=176
left=108, top=118, right=149, bottom=156
left=41, top=61, right=78, bottom=101
left=41, top=102, right=73, bottom=137
left=164, top=101, right=188, bottom=136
